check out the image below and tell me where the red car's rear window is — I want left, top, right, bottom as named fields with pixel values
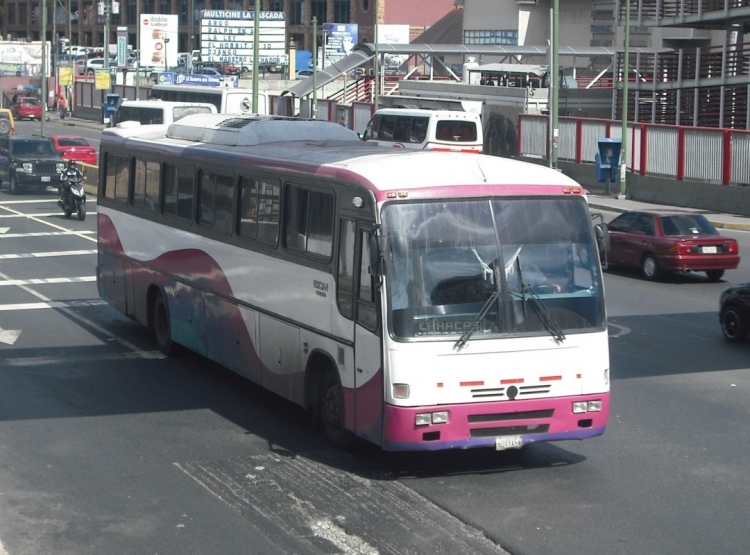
left=57, top=137, right=90, bottom=147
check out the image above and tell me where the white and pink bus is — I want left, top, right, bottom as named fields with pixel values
left=97, top=113, right=610, bottom=452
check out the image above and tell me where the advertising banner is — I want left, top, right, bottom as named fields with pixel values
left=0, top=41, right=47, bottom=77
left=322, top=24, right=358, bottom=67
left=200, top=11, right=287, bottom=68
left=378, top=25, right=410, bottom=73
left=139, top=14, right=179, bottom=70
left=94, top=69, right=112, bottom=90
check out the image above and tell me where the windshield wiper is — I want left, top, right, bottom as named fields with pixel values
left=515, top=257, right=565, bottom=343
left=453, top=289, right=500, bottom=351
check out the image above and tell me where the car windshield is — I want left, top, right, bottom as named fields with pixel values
left=22, top=99, right=40, bottom=106
left=382, top=197, right=605, bottom=341
left=660, top=214, right=718, bottom=236
left=11, top=140, right=57, bottom=156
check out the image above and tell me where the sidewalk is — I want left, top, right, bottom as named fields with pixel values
left=587, top=192, right=750, bottom=231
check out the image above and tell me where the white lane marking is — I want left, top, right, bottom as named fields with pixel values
left=0, top=300, right=105, bottom=311
left=0, top=538, right=8, bottom=555
left=608, top=322, right=631, bottom=338
left=0, top=198, right=97, bottom=205
left=4, top=350, right=166, bottom=366
left=0, top=276, right=96, bottom=287
left=0, top=226, right=9, bottom=232
left=0, top=230, right=95, bottom=239
left=0, top=250, right=96, bottom=260
left=0, top=213, right=68, bottom=218
left=0, top=269, right=154, bottom=358
left=0, top=204, right=96, bottom=243
left=0, top=326, right=21, bottom=345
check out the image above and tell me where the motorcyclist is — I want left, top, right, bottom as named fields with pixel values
left=59, top=159, right=83, bottom=204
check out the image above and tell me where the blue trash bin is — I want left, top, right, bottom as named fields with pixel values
left=103, top=93, right=120, bottom=126
left=595, top=138, right=622, bottom=194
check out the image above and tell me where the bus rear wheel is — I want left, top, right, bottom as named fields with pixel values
left=153, top=293, right=176, bottom=356
left=321, top=370, right=355, bottom=450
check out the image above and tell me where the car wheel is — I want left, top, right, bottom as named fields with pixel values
left=720, top=304, right=749, bottom=342
left=9, top=174, right=19, bottom=195
left=706, top=270, right=725, bottom=281
left=320, top=368, right=356, bottom=450
left=0, top=119, right=11, bottom=135
left=641, top=253, right=662, bottom=281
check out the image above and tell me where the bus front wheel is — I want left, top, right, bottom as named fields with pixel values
left=153, top=293, right=176, bottom=356
left=321, top=370, right=355, bottom=450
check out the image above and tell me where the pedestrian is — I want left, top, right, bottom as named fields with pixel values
left=58, top=95, right=68, bottom=120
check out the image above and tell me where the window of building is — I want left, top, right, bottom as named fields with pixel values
left=7, top=4, right=15, bottom=25
left=269, top=0, right=283, bottom=11
left=160, top=0, right=170, bottom=14
left=333, top=0, right=350, bottom=22
left=463, top=30, right=518, bottom=46
left=19, top=4, right=27, bottom=25
left=144, top=0, right=155, bottom=14
left=289, top=0, right=304, bottom=25
left=312, top=0, right=327, bottom=23
left=126, top=0, right=136, bottom=24
left=132, top=159, right=160, bottom=212
left=178, top=0, right=187, bottom=24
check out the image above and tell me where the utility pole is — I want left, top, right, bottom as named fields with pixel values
left=252, top=0, right=260, bottom=113
left=312, top=16, right=317, bottom=119
left=103, top=0, right=110, bottom=71
left=619, top=0, right=631, bottom=198
left=550, top=0, right=559, bottom=170
left=42, top=0, right=48, bottom=137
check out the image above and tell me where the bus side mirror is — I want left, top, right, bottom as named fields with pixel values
left=369, top=235, right=385, bottom=276
left=595, top=222, right=610, bottom=253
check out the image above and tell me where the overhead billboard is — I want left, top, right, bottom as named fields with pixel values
left=378, top=24, right=410, bottom=72
left=200, top=10, right=287, bottom=68
left=139, top=14, right=179, bottom=70
left=0, top=41, right=47, bottom=77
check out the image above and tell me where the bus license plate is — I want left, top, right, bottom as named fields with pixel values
left=495, top=436, right=523, bottom=451
left=41, top=176, right=51, bottom=182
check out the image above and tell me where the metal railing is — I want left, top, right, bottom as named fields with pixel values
left=518, top=113, right=750, bottom=185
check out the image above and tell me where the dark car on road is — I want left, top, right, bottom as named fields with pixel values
left=719, top=283, right=750, bottom=342
left=0, top=136, right=66, bottom=194
left=605, top=209, right=740, bottom=281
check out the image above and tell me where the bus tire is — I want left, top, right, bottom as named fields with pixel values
left=153, top=293, right=176, bottom=356
left=321, top=369, right=355, bottom=450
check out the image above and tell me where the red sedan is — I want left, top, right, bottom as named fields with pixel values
left=605, top=209, right=740, bottom=281
left=11, top=96, right=42, bottom=121
left=50, top=135, right=98, bottom=166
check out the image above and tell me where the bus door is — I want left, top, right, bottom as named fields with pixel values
left=354, top=223, right=383, bottom=440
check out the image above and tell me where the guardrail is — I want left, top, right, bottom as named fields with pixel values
left=518, top=113, right=750, bottom=186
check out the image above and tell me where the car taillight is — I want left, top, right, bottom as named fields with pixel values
left=670, top=243, right=693, bottom=254
left=725, top=241, right=739, bottom=254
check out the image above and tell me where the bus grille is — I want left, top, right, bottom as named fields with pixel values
left=468, top=409, right=554, bottom=423
left=470, top=384, right=552, bottom=399
left=470, top=424, right=550, bottom=437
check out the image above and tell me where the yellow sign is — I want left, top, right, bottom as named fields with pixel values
left=59, top=66, right=73, bottom=87
left=94, top=70, right=111, bottom=90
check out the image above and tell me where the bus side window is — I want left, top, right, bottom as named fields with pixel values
left=104, top=153, right=129, bottom=204
left=357, top=231, right=378, bottom=331
left=337, top=219, right=356, bottom=319
left=133, top=159, right=160, bottom=212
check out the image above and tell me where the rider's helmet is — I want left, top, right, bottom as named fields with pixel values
left=67, top=159, right=76, bottom=168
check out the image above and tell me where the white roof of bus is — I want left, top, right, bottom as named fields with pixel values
left=101, top=114, right=582, bottom=192
left=119, top=100, right=216, bottom=109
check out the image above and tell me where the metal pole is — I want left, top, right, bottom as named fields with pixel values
left=67, top=0, right=72, bottom=112
left=252, top=0, right=260, bottom=113
left=103, top=1, right=110, bottom=70
left=550, top=0, right=559, bottom=170
left=135, top=0, right=140, bottom=100
left=373, top=0, right=379, bottom=110
left=42, top=0, right=48, bottom=137
left=619, top=0, right=631, bottom=197
left=312, top=16, right=317, bottom=119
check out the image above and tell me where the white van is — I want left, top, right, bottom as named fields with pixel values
left=362, top=108, right=483, bottom=153
left=114, top=100, right=217, bottom=128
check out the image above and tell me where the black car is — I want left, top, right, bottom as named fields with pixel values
left=0, top=136, right=66, bottom=194
left=719, top=283, right=750, bottom=342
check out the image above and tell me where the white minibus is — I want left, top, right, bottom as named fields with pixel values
left=114, top=100, right=217, bottom=128
left=362, top=108, right=483, bottom=153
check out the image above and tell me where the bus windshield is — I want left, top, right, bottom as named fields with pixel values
left=382, top=198, right=604, bottom=341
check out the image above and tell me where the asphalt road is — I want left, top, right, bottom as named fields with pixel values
left=0, top=127, right=748, bottom=555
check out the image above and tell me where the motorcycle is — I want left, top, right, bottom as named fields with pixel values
left=58, top=169, right=86, bottom=221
